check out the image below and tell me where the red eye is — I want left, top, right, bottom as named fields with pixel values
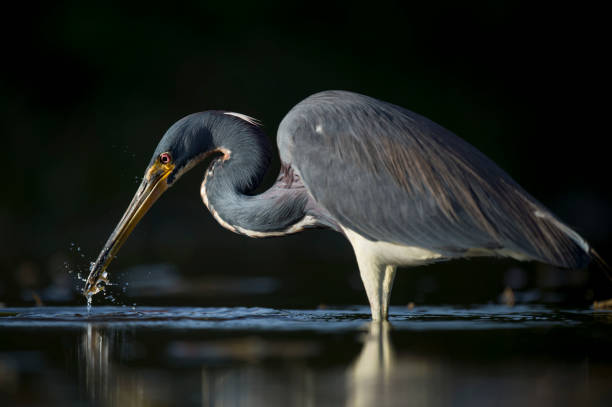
left=160, top=152, right=172, bottom=164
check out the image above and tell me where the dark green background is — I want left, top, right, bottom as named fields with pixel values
left=1, top=1, right=610, bottom=306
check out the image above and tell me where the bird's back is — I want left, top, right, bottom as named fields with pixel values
left=277, top=90, right=591, bottom=269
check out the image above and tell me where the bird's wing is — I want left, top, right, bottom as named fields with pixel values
left=277, top=90, right=589, bottom=268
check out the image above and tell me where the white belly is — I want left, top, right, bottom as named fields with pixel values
left=342, top=227, right=444, bottom=267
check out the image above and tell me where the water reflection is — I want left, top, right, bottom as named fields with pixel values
left=347, top=322, right=395, bottom=407
left=69, top=307, right=612, bottom=407
left=78, top=322, right=401, bottom=406
left=81, top=325, right=108, bottom=401
left=80, top=325, right=149, bottom=406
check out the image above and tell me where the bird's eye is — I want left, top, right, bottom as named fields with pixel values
left=159, top=152, right=172, bottom=164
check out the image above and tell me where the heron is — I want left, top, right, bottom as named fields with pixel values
left=84, top=90, right=600, bottom=320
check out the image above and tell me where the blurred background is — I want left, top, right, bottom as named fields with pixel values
left=1, top=0, right=610, bottom=307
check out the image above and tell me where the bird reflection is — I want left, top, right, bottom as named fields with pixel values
left=80, top=324, right=110, bottom=402
left=78, top=321, right=403, bottom=406
left=79, top=324, right=146, bottom=406
left=197, top=322, right=401, bottom=406
left=347, top=321, right=396, bottom=407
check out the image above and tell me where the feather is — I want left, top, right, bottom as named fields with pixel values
left=278, top=90, right=591, bottom=269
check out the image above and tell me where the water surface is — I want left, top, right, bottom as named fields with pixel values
left=1, top=305, right=611, bottom=406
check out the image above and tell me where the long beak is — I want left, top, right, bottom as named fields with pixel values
left=83, top=161, right=174, bottom=299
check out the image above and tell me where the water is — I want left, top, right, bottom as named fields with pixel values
left=1, top=305, right=611, bottom=406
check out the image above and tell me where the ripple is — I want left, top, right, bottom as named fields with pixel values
left=0, top=304, right=608, bottom=331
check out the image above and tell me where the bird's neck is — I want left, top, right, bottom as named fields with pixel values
left=201, top=114, right=311, bottom=237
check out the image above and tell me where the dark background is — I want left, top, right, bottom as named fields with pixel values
left=1, top=0, right=610, bottom=307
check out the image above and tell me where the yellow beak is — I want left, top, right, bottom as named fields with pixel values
left=83, top=160, right=174, bottom=299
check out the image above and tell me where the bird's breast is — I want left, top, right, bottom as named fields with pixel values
left=342, top=227, right=444, bottom=266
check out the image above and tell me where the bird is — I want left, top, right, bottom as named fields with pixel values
left=84, top=90, right=599, bottom=320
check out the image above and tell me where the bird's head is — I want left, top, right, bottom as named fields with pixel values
left=82, top=113, right=218, bottom=299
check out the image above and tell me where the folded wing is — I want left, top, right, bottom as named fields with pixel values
left=278, top=90, right=590, bottom=268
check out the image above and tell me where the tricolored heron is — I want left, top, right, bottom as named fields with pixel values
left=84, top=90, right=598, bottom=320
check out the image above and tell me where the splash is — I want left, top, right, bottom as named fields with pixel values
left=66, top=243, right=96, bottom=307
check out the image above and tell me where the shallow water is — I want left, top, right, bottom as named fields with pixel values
left=1, top=305, right=611, bottom=406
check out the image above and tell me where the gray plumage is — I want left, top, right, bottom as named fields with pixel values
left=155, top=90, right=589, bottom=266
left=277, top=91, right=589, bottom=268
left=85, top=89, right=594, bottom=319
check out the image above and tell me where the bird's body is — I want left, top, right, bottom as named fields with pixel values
left=85, top=90, right=593, bottom=320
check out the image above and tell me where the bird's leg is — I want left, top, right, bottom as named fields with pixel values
left=382, top=265, right=397, bottom=318
left=356, top=257, right=397, bottom=320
